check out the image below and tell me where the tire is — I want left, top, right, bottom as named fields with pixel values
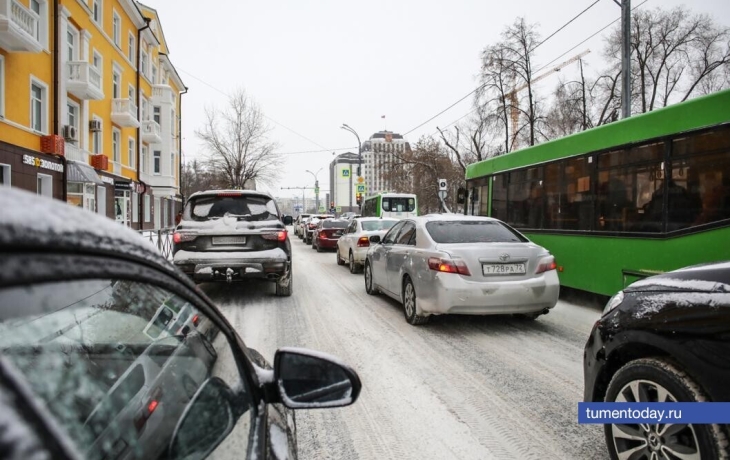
left=364, top=261, right=377, bottom=295
left=275, top=265, right=293, bottom=297
left=513, top=312, right=541, bottom=321
left=316, top=240, right=322, bottom=252
left=336, top=247, right=345, bottom=265
left=604, top=357, right=729, bottom=460
left=349, top=251, right=359, bottom=274
left=403, top=277, right=429, bottom=325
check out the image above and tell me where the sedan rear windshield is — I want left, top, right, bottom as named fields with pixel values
left=323, top=220, right=348, bottom=228
left=362, top=220, right=397, bottom=231
left=186, top=195, right=279, bottom=221
left=425, top=221, right=527, bottom=243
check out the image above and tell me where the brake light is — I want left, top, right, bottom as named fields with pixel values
left=173, top=232, right=196, bottom=244
left=192, top=314, right=200, bottom=326
left=147, top=400, right=159, bottom=413
left=135, top=387, right=162, bottom=432
left=262, top=230, right=287, bottom=242
left=428, top=257, right=471, bottom=276
left=216, top=192, right=242, bottom=197
left=536, top=256, right=557, bottom=274
left=357, top=237, right=370, bottom=247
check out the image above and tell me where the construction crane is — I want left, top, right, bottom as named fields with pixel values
left=508, top=49, right=591, bottom=149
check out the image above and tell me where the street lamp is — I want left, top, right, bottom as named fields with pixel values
left=305, top=168, right=322, bottom=212
left=341, top=124, right=362, bottom=177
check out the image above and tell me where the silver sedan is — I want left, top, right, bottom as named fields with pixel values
left=364, top=215, right=560, bottom=325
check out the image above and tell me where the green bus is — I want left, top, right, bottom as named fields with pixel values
left=465, top=89, right=730, bottom=297
left=361, top=193, right=418, bottom=219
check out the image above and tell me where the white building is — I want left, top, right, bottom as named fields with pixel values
left=361, top=131, right=411, bottom=196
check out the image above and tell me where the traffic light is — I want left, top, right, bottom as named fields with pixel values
left=356, top=192, right=362, bottom=205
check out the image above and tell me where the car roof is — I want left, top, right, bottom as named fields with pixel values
left=357, top=217, right=398, bottom=222
left=187, top=189, right=274, bottom=200
left=0, top=188, right=183, bottom=284
left=412, top=214, right=500, bottom=224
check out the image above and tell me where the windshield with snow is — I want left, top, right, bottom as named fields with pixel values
left=187, top=195, right=279, bottom=222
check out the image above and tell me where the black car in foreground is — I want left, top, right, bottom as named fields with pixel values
left=584, top=261, right=730, bottom=460
left=172, top=190, right=293, bottom=296
left=0, top=188, right=361, bottom=460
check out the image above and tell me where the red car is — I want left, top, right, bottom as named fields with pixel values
left=312, top=219, right=349, bottom=252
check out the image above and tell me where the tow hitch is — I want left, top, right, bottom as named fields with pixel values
left=225, top=268, right=234, bottom=283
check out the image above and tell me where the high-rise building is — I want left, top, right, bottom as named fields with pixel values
left=361, top=131, right=411, bottom=196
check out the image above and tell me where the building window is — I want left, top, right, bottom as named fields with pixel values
left=112, top=129, right=120, bottom=163
left=92, top=116, right=102, bottom=154
left=92, top=0, right=101, bottom=24
left=144, top=195, right=151, bottom=222
left=112, top=11, right=121, bottom=47
left=153, top=150, right=161, bottom=174
left=153, top=106, right=160, bottom=124
left=0, top=55, right=5, bottom=118
left=132, top=192, right=139, bottom=222
left=170, top=153, right=175, bottom=177
left=140, top=50, right=148, bottom=77
left=141, top=146, right=148, bottom=173
left=128, top=33, right=135, bottom=63
left=30, top=79, right=47, bottom=133
left=67, top=182, right=96, bottom=211
left=141, top=97, right=148, bottom=121
left=66, top=25, right=79, bottom=62
left=37, top=174, right=52, bottom=197
left=151, top=64, right=157, bottom=84
left=0, top=164, right=10, bottom=187
left=112, top=70, right=120, bottom=98
left=170, top=109, right=175, bottom=135
left=128, top=138, right=135, bottom=168
left=66, top=102, right=78, bottom=141
left=92, top=51, right=102, bottom=79
left=128, top=85, right=135, bottom=103
left=97, top=186, right=106, bottom=216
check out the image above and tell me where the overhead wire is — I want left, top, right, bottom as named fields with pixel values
left=404, top=0, right=618, bottom=138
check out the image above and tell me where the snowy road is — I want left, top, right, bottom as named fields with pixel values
left=200, top=235, right=609, bottom=460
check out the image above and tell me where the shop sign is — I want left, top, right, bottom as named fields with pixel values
left=22, top=154, right=63, bottom=173
left=101, top=176, right=115, bottom=185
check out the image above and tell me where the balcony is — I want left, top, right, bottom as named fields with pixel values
left=65, top=143, right=89, bottom=163
left=111, top=99, right=139, bottom=128
left=141, top=120, right=162, bottom=144
left=67, top=61, right=104, bottom=100
left=152, top=84, right=174, bottom=104
left=0, top=0, right=43, bottom=52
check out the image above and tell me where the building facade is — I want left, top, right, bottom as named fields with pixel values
left=329, top=151, right=360, bottom=214
left=0, top=0, right=186, bottom=230
left=361, top=131, right=411, bottom=196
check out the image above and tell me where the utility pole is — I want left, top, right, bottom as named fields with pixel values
left=305, top=168, right=322, bottom=212
left=615, top=0, right=632, bottom=119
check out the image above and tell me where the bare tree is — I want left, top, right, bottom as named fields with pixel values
left=180, top=159, right=224, bottom=198
left=196, top=89, right=281, bottom=189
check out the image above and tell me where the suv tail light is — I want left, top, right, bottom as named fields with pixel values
left=428, top=257, right=471, bottom=276
left=134, top=386, right=163, bottom=432
left=536, top=255, right=557, bottom=274
left=262, top=230, right=287, bottom=242
left=173, top=232, right=197, bottom=244
left=357, top=237, right=370, bottom=247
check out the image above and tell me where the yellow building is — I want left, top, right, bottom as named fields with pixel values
left=0, top=0, right=186, bottom=230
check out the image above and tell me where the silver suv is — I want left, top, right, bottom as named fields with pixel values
left=172, top=190, right=293, bottom=296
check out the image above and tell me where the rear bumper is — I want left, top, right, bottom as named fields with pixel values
left=417, top=270, right=560, bottom=316
left=173, top=248, right=289, bottom=282
left=316, top=237, right=339, bottom=249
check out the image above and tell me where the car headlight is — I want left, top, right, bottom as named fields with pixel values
left=603, top=291, right=624, bottom=315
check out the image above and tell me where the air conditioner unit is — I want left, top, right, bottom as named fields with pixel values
left=89, top=119, right=102, bottom=132
left=62, top=125, right=78, bottom=141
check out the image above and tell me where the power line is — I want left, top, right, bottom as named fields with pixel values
left=533, top=0, right=601, bottom=52
left=276, top=146, right=358, bottom=155
left=428, top=0, right=650, bottom=138
left=176, top=67, right=332, bottom=152
left=403, top=1, right=606, bottom=138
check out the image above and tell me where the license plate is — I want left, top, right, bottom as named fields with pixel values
left=482, top=263, right=526, bottom=275
left=212, top=236, right=246, bottom=245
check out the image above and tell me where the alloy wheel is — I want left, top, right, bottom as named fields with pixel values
left=404, top=281, right=416, bottom=318
left=611, top=379, right=700, bottom=460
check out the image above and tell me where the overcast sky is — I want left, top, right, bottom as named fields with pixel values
left=143, top=0, right=729, bottom=201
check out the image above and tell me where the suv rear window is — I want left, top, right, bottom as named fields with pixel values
left=425, top=221, right=527, bottom=243
left=187, top=195, right=278, bottom=221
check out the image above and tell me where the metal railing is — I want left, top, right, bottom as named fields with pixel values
left=138, top=227, right=174, bottom=260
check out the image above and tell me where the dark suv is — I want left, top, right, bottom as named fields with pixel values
left=172, top=190, right=293, bottom=296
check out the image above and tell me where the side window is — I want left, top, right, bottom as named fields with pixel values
left=0, top=279, right=255, bottom=459
left=383, top=221, right=405, bottom=244
left=395, top=221, right=416, bottom=245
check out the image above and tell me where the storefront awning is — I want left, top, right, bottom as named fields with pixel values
left=67, top=160, right=104, bottom=185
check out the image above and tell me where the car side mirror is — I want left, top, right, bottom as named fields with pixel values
left=168, top=377, right=237, bottom=459
left=369, top=235, right=381, bottom=244
left=273, top=348, right=361, bottom=409
left=283, top=215, right=293, bottom=225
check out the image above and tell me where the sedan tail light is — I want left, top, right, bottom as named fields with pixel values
left=262, top=230, right=288, bottom=242
left=536, top=255, right=557, bottom=274
left=173, top=232, right=197, bottom=244
left=428, top=257, right=471, bottom=276
left=357, top=237, right=370, bottom=247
